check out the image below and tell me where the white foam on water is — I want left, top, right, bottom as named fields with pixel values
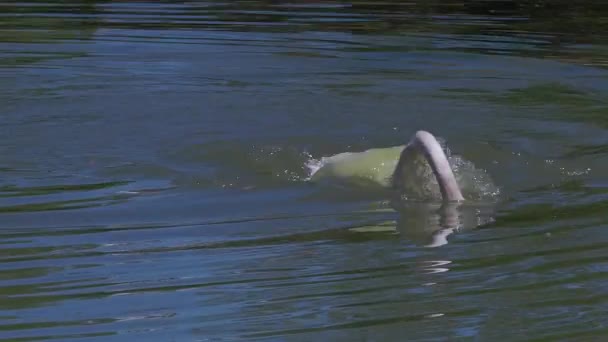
left=304, top=154, right=325, bottom=180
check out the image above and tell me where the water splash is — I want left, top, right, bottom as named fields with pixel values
left=304, top=155, right=324, bottom=181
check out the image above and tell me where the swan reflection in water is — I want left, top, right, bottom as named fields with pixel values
left=394, top=201, right=495, bottom=247
left=349, top=201, right=495, bottom=247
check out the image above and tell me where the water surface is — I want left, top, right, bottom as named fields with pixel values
left=2, top=1, right=608, bottom=341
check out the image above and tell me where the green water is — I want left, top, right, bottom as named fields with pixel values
left=2, top=1, right=608, bottom=341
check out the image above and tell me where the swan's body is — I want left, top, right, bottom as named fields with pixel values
left=309, top=145, right=403, bottom=187
left=310, top=130, right=464, bottom=202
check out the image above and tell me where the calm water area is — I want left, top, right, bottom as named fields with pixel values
left=2, top=1, right=608, bottom=341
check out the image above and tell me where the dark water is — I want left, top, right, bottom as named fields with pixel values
left=2, top=1, right=608, bottom=341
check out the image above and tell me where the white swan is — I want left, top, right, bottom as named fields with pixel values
left=310, top=130, right=464, bottom=202
left=308, top=130, right=499, bottom=247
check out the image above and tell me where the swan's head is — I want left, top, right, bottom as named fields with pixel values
left=393, top=130, right=465, bottom=202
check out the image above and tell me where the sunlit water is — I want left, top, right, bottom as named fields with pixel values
left=2, top=1, right=608, bottom=341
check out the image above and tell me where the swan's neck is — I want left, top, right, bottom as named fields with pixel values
left=394, top=130, right=464, bottom=202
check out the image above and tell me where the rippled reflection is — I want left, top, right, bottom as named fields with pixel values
left=395, top=201, right=495, bottom=247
